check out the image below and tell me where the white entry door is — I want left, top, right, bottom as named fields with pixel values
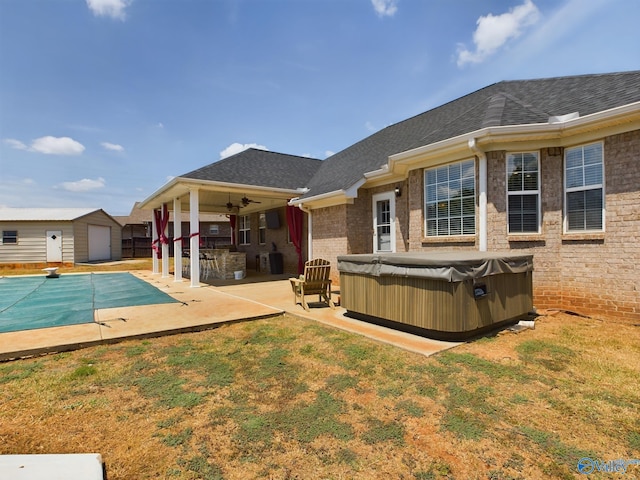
left=88, top=225, right=111, bottom=261
left=46, top=231, right=63, bottom=262
left=372, top=191, right=396, bottom=253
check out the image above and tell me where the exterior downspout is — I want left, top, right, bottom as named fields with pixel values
left=468, top=138, right=488, bottom=252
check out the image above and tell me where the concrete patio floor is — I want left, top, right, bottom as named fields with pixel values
left=0, top=270, right=460, bottom=361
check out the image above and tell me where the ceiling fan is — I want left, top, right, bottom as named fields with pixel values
left=241, top=195, right=261, bottom=207
left=216, top=194, right=240, bottom=212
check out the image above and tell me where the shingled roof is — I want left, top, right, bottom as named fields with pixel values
left=302, top=71, right=640, bottom=199
left=180, top=148, right=322, bottom=190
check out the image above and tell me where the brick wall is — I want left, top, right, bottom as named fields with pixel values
left=312, top=204, right=348, bottom=283
left=310, top=129, right=640, bottom=322
left=235, top=207, right=306, bottom=275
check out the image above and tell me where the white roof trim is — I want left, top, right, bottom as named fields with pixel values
left=0, top=207, right=101, bottom=221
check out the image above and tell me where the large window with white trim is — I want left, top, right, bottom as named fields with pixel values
left=239, top=215, right=251, bottom=245
left=425, top=159, right=475, bottom=237
left=507, top=152, right=540, bottom=233
left=565, top=143, right=604, bottom=232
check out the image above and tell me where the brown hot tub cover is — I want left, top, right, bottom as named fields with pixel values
left=337, top=251, right=533, bottom=283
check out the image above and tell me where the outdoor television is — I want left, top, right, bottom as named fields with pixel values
left=266, top=210, right=280, bottom=229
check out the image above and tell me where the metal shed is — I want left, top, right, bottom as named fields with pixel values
left=338, top=251, right=534, bottom=340
left=0, top=208, right=122, bottom=266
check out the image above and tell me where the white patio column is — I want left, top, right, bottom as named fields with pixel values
left=173, top=197, right=182, bottom=282
left=151, top=209, right=159, bottom=274
left=162, top=203, right=170, bottom=278
left=189, top=188, right=200, bottom=287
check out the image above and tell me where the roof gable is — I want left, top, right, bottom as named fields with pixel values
left=180, top=148, right=323, bottom=190
left=303, top=71, right=640, bottom=199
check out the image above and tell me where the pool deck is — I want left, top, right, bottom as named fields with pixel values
left=0, top=270, right=461, bottom=361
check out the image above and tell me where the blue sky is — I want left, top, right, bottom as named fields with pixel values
left=1, top=0, right=638, bottom=216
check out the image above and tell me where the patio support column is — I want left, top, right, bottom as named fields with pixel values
left=173, top=197, right=182, bottom=282
left=151, top=210, right=159, bottom=274
left=298, top=204, right=313, bottom=260
left=162, top=203, right=170, bottom=278
left=189, top=188, right=200, bottom=287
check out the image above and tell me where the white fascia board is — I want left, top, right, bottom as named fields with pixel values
left=290, top=178, right=366, bottom=209
left=389, top=101, right=640, bottom=170
left=138, top=176, right=303, bottom=210
left=138, top=177, right=182, bottom=210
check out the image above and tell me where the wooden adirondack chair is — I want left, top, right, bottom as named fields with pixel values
left=289, top=259, right=335, bottom=311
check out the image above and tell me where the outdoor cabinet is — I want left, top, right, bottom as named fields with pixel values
left=269, top=252, right=283, bottom=274
left=338, top=252, right=534, bottom=340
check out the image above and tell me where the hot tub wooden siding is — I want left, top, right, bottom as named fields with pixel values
left=338, top=252, right=533, bottom=337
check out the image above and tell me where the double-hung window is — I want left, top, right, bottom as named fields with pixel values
left=258, top=213, right=266, bottom=244
left=239, top=215, right=251, bottom=245
left=565, top=143, right=604, bottom=232
left=507, top=152, right=540, bottom=233
left=425, top=159, right=475, bottom=236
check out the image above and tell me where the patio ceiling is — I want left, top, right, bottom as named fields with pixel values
left=138, top=177, right=304, bottom=215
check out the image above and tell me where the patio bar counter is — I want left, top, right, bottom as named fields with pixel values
left=337, top=251, right=534, bottom=339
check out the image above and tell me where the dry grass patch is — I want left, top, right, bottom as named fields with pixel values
left=1, top=312, right=639, bottom=479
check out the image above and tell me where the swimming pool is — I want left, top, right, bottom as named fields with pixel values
left=0, top=273, right=178, bottom=333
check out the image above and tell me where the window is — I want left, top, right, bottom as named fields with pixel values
left=425, top=159, right=475, bottom=236
left=565, top=143, right=604, bottom=232
left=258, top=213, right=266, bottom=244
left=507, top=152, right=540, bottom=233
left=239, top=215, right=250, bottom=245
left=209, top=224, right=219, bottom=235
left=2, top=230, right=17, bottom=244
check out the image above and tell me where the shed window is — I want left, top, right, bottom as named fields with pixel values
left=425, top=159, right=476, bottom=236
left=209, top=225, right=219, bottom=235
left=565, top=143, right=604, bottom=232
left=507, top=152, right=540, bottom=233
left=2, top=230, right=17, bottom=244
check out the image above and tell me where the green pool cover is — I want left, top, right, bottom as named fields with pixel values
left=0, top=273, right=178, bottom=333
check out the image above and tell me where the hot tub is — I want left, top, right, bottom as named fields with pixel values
left=338, top=251, right=533, bottom=339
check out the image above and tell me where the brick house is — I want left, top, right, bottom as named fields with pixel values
left=141, top=71, right=640, bottom=321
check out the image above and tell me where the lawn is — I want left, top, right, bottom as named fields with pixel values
left=0, top=307, right=638, bottom=479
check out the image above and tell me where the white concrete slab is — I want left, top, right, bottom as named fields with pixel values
left=0, top=454, right=104, bottom=480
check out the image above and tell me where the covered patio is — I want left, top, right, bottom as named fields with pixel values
left=137, top=149, right=323, bottom=287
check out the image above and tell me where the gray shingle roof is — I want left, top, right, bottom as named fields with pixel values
left=303, top=71, right=640, bottom=199
left=180, top=148, right=322, bottom=190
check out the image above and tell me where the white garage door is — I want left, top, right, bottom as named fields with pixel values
left=88, top=225, right=111, bottom=261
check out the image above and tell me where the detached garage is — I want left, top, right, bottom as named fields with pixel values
left=0, top=208, right=122, bottom=267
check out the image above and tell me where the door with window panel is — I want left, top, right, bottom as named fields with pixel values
left=372, top=192, right=396, bottom=253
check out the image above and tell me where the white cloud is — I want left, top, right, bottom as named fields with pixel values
left=325, top=150, right=335, bottom=158
left=220, top=142, right=268, bottom=159
left=86, top=0, right=130, bottom=20
left=3, top=138, right=28, bottom=150
left=101, top=142, right=124, bottom=152
left=371, top=0, right=398, bottom=18
left=456, top=0, right=540, bottom=67
left=60, top=177, right=106, bottom=192
left=30, top=136, right=85, bottom=155
left=5, top=136, right=85, bottom=155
